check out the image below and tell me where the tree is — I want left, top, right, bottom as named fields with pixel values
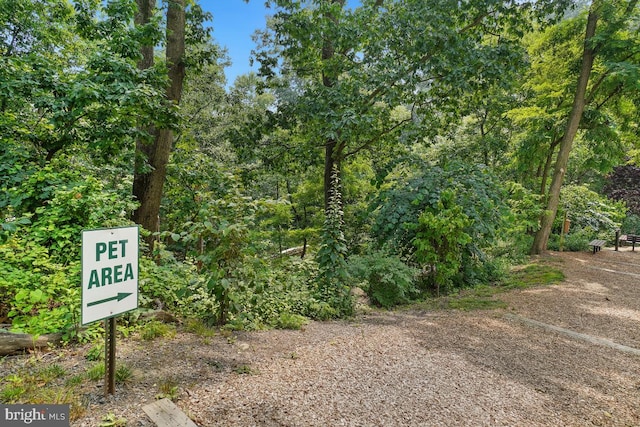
left=0, top=0, right=167, bottom=165
left=132, top=0, right=186, bottom=249
left=530, top=0, right=639, bottom=254
left=257, top=0, right=572, bottom=221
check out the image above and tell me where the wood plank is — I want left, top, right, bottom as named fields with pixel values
left=142, top=398, right=198, bottom=427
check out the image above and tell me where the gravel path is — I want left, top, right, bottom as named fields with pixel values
left=4, top=249, right=640, bottom=426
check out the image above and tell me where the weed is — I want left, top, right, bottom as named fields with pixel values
left=99, top=413, right=126, bottom=427
left=30, top=386, right=76, bottom=405
left=0, top=385, right=26, bottom=403
left=140, top=321, right=175, bottom=341
left=35, top=364, right=66, bottom=383
left=0, top=363, right=86, bottom=420
left=115, top=364, right=133, bottom=384
left=233, top=364, right=257, bottom=375
left=65, top=374, right=85, bottom=387
left=86, top=343, right=105, bottom=361
left=86, top=363, right=105, bottom=381
left=156, top=378, right=180, bottom=401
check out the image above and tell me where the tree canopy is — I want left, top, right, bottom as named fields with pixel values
left=1, top=0, right=639, bottom=336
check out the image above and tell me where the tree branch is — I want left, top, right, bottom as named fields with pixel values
left=344, top=117, right=412, bottom=158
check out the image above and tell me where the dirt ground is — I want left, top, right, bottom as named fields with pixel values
left=3, top=248, right=640, bottom=426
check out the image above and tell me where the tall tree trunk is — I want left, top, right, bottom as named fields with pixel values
left=322, top=0, right=345, bottom=213
left=530, top=7, right=599, bottom=255
left=132, top=0, right=186, bottom=251
left=539, top=137, right=561, bottom=196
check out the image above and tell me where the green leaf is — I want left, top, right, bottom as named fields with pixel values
left=29, top=289, right=46, bottom=304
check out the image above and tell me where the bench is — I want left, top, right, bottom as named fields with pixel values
left=588, top=239, right=606, bottom=254
left=625, top=234, right=640, bottom=251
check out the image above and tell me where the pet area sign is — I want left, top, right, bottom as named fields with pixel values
left=81, top=226, right=139, bottom=325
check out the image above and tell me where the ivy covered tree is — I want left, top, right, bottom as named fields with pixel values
left=315, top=166, right=351, bottom=315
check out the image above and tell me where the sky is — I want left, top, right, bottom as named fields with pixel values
left=198, top=1, right=273, bottom=85
left=197, top=1, right=360, bottom=86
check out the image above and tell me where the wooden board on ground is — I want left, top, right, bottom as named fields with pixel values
left=142, top=398, right=198, bottom=427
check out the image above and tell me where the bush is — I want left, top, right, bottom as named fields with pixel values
left=621, top=214, right=640, bottom=235
left=272, top=312, right=308, bottom=330
left=411, top=190, right=472, bottom=296
left=138, top=250, right=201, bottom=315
left=547, top=228, right=592, bottom=252
left=0, top=238, right=81, bottom=337
left=0, top=161, right=139, bottom=338
left=371, top=161, right=507, bottom=290
left=347, top=252, right=418, bottom=308
left=208, top=257, right=318, bottom=330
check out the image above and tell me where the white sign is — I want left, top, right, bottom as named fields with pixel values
left=82, top=226, right=139, bottom=325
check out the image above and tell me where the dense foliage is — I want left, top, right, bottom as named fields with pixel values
left=1, top=0, right=638, bottom=338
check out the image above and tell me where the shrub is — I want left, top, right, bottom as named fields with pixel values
left=0, top=238, right=81, bottom=337
left=231, top=257, right=316, bottom=329
left=138, top=250, right=201, bottom=315
left=371, top=160, right=507, bottom=289
left=411, top=190, right=472, bottom=296
left=547, top=228, right=592, bottom=252
left=347, top=252, right=418, bottom=308
left=272, top=312, right=308, bottom=330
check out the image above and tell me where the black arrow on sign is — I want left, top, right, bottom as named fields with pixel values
left=87, top=292, right=132, bottom=307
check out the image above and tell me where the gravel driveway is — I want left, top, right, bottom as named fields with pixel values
left=5, top=249, right=640, bottom=426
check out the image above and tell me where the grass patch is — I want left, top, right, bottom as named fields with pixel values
left=0, top=383, right=26, bottom=402
left=410, top=261, right=565, bottom=312
left=184, top=319, right=217, bottom=338
left=35, top=364, right=66, bottom=383
left=447, top=296, right=508, bottom=311
left=504, top=263, right=565, bottom=290
left=86, top=363, right=105, bottom=381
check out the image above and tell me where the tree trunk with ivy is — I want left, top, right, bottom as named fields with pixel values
left=316, top=166, right=352, bottom=316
